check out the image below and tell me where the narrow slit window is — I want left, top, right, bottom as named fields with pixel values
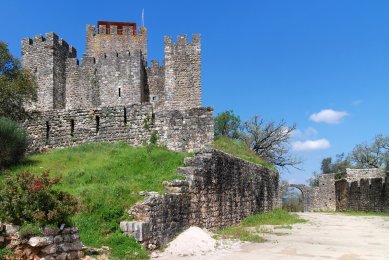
left=116, top=53, right=119, bottom=57
left=96, top=116, right=100, bottom=133
left=70, top=119, right=75, bottom=137
left=124, top=107, right=127, bottom=125
left=118, top=88, right=121, bottom=97
left=45, top=121, right=50, bottom=143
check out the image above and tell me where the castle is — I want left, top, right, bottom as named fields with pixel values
left=22, top=21, right=213, bottom=152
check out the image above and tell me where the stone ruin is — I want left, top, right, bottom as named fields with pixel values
left=280, top=168, right=389, bottom=213
left=21, top=21, right=213, bottom=152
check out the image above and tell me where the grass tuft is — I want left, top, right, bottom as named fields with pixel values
left=214, top=209, right=306, bottom=243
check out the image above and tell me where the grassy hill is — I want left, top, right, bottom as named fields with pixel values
left=2, top=142, right=189, bottom=259
left=213, top=136, right=275, bottom=170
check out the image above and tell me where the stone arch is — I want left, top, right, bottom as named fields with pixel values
left=280, top=184, right=312, bottom=212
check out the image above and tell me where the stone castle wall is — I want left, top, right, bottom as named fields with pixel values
left=164, top=35, right=202, bottom=111
left=24, top=105, right=214, bottom=153
left=345, top=168, right=386, bottom=182
left=121, top=149, right=279, bottom=247
left=335, top=177, right=389, bottom=212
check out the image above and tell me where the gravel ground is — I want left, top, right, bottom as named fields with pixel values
left=156, top=212, right=389, bottom=260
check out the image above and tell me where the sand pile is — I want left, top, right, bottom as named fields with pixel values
left=161, top=227, right=216, bottom=257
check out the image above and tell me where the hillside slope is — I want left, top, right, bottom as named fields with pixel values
left=2, top=142, right=189, bottom=259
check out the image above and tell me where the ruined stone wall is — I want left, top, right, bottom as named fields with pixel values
left=164, top=35, right=202, bottom=111
left=22, top=33, right=76, bottom=110
left=345, top=168, right=386, bottom=182
left=281, top=174, right=336, bottom=212
left=86, top=25, right=147, bottom=60
left=310, top=174, right=336, bottom=211
left=335, top=177, right=389, bottom=212
left=121, top=149, right=279, bottom=247
left=24, top=106, right=213, bottom=153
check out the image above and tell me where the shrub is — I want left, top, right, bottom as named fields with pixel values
left=0, top=172, right=78, bottom=226
left=0, top=118, right=28, bottom=169
left=19, top=223, right=41, bottom=239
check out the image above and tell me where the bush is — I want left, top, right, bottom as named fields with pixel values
left=19, top=223, right=41, bottom=239
left=0, top=118, right=28, bottom=169
left=0, top=172, right=78, bottom=226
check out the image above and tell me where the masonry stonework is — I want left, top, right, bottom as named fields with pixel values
left=21, top=21, right=210, bottom=152
left=121, top=149, right=279, bottom=247
left=335, top=169, right=389, bottom=212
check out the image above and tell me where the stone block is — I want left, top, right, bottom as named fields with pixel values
left=5, top=224, right=19, bottom=235
left=42, top=244, right=58, bottom=254
left=28, top=236, right=54, bottom=247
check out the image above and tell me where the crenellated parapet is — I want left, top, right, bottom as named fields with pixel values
left=86, top=23, right=147, bottom=60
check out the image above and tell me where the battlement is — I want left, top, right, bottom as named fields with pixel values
left=164, top=34, right=201, bottom=46
left=22, top=32, right=77, bottom=57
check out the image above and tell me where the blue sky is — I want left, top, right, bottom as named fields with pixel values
left=2, top=0, right=389, bottom=184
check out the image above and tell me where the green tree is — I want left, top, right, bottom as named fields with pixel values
left=350, top=135, right=389, bottom=169
left=214, top=110, right=241, bottom=139
left=321, top=157, right=332, bottom=174
left=0, top=42, right=36, bottom=121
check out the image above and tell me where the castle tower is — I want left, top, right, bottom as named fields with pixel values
left=86, top=21, right=147, bottom=60
left=85, top=22, right=149, bottom=106
left=22, top=33, right=77, bottom=110
left=163, top=35, right=202, bottom=110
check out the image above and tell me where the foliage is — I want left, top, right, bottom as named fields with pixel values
left=214, top=110, right=241, bottom=139
left=213, top=136, right=274, bottom=169
left=19, top=223, right=41, bottom=239
left=0, top=118, right=28, bottom=169
left=214, top=209, right=306, bottom=242
left=0, top=172, right=78, bottom=226
left=0, top=247, right=12, bottom=259
left=307, top=171, right=320, bottom=187
left=0, top=42, right=36, bottom=121
left=282, top=188, right=304, bottom=212
left=3, top=142, right=188, bottom=258
left=321, top=157, right=332, bottom=174
left=350, top=135, right=389, bottom=170
left=240, top=115, right=300, bottom=170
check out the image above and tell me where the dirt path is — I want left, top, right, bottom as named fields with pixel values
left=157, top=213, right=389, bottom=260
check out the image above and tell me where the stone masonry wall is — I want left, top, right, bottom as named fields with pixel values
left=0, top=224, right=84, bottom=260
left=163, top=35, right=202, bottom=111
left=281, top=174, right=336, bottom=212
left=22, top=33, right=77, bottom=111
left=335, top=177, right=389, bottom=212
left=24, top=106, right=213, bottom=153
left=86, top=25, right=147, bottom=60
left=121, top=149, right=279, bottom=247
left=345, top=168, right=386, bottom=182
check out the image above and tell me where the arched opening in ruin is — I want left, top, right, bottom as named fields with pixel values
left=282, top=187, right=304, bottom=212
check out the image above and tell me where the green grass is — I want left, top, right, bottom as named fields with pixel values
left=338, top=211, right=389, bottom=217
left=2, top=142, right=189, bottom=259
left=214, top=209, right=306, bottom=242
left=213, top=136, right=275, bottom=170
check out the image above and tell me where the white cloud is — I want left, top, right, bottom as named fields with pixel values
left=292, top=139, right=331, bottom=151
left=291, top=127, right=318, bottom=139
left=309, top=109, right=349, bottom=124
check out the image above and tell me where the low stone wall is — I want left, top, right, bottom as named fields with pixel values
left=121, top=149, right=279, bottom=247
left=24, top=105, right=214, bottom=153
left=0, top=224, right=84, bottom=259
left=335, top=177, right=389, bottom=212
